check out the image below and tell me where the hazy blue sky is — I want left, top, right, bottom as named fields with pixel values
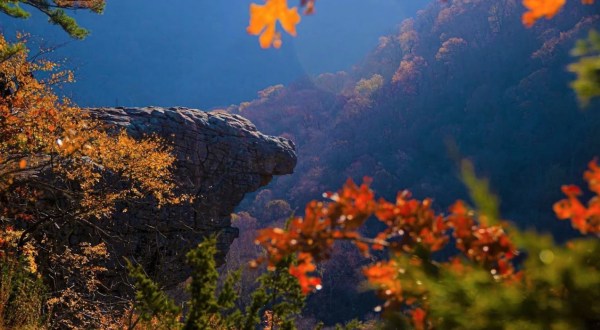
left=1, top=0, right=429, bottom=109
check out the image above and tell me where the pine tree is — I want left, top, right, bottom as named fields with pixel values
left=128, top=236, right=306, bottom=329
left=0, top=0, right=106, bottom=39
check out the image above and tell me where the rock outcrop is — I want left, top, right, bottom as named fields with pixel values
left=85, top=106, right=296, bottom=288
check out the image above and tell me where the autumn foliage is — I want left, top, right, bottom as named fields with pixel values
left=0, top=34, right=181, bottom=223
left=553, top=159, right=600, bottom=234
left=242, top=0, right=600, bottom=326
left=247, top=0, right=315, bottom=48
left=0, top=0, right=598, bottom=328
left=247, top=0, right=597, bottom=47
left=254, top=178, right=516, bottom=301
left=0, top=34, right=184, bottom=328
left=522, top=0, right=596, bottom=27
left=247, top=0, right=302, bottom=49
left=254, top=163, right=600, bottom=328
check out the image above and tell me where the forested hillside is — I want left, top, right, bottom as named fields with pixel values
left=2, top=0, right=599, bottom=328
left=233, top=0, right=599, bottom=234
left=225, top=0, right=600, bottom=324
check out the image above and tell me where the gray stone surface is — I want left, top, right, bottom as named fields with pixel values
left=86, top=106, right=296, bottom=288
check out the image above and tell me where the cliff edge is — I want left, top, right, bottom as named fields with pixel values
left=84, top=106, right=296, bottom=288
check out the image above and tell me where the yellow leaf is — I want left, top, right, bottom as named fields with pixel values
left=247, top=0, right=301, bottom=48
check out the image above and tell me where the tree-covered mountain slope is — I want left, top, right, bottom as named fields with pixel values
left=229, top=0, right=600, bottom=237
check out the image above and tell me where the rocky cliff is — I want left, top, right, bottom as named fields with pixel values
left=84, top=107, right=296, bottom=288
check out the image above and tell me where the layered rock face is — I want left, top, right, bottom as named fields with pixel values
left=86, top=107, right=296, bottom=288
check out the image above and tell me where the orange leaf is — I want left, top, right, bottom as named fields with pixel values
left=561, top=185, right=582, bottom=197
left=553, top=199, right=573, bottom=219
left=584, top=159, right=600, bottom=195
left=354, top=241, right=370, bottom=256
left=522, top=0, right=566, bottom=27
left=411, top=308, right=427, bottom=330
left=289, top=254, right=321, bottom=294
left=247, top=0, right=301, bottom=48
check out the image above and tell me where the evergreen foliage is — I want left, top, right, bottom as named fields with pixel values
left=570, top=29, right=600, bottom=106
left=242, top=256, right=305, bottom=330
left=0, top=40, right=24, bottom=64
left=126, top=261, right=181, bottom=330
left=420, top=235, right=600, bottom=330
left=183, top=236, right=239, bottom=329
left=0, top=253, right=45, bottom=328
left=128, top=236, right=305, bottom=329
left=0, top=0, right=105, bottom=39
left=379, top=163, right=600, bottom=329
left=334, top=319, right=365, bottom=330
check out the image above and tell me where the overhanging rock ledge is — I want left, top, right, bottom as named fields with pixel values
left=86, top=106, right=297, bottom=288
